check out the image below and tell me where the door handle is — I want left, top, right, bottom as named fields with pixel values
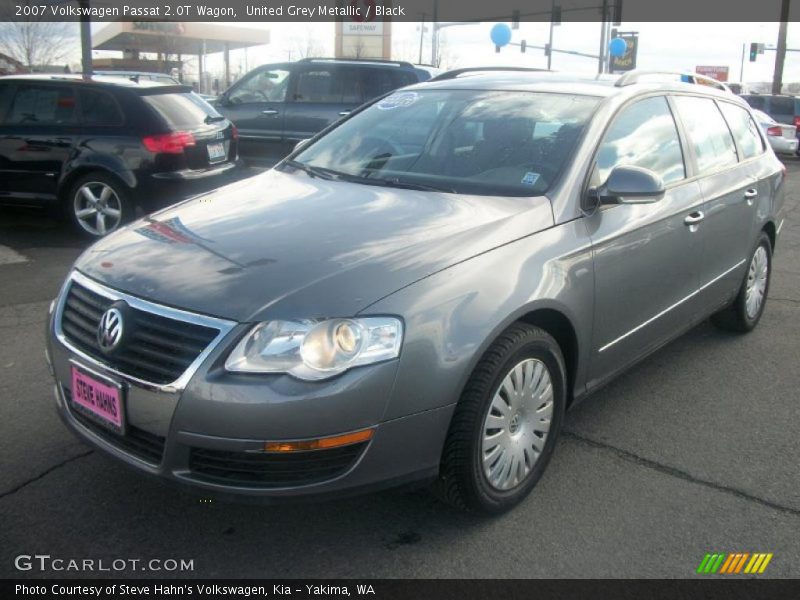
left=338, top=111, right=351, bottom=116
left=684, top=211, right=705, bottom=226
left=744, top=188, right=758, bottom=205
left=261, top=109, right=279, bottom=116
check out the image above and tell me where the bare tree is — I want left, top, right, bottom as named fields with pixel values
left=0, top=20, right=76, bottom=71
left=294, top=28, right=325, bottom=59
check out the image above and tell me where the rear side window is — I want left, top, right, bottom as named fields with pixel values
left=673, top=96, right=738, bottom=173
left=718, top=102, right=764, bottom=160
left=742, top=95, right=765, bottom=110
left=142, top=92, right=222, bottom=130
left=595, top=96, right=685, bottom=185
left=79, top=89, right=123, bottom=126
left=293, top=68, right=337, bottom=103
left=358, top=69, right=417, bottom=103
left=0, top=83, right=12, bottom=123
left=769, top=96, right=794, bottom=115
left=6, top=84, right=77, bottom=125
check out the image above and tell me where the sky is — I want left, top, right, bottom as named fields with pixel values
left=83, top=20, right=800, bottom=85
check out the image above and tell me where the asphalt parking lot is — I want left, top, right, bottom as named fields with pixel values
left=1, top=162, right=799, bottom=580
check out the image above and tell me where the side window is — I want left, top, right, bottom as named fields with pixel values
left=0, top=83, right=12, bottom=123
left=293, top=68, right=336, bottom=103
left=595, top=96, right=685, bottom=185
left=79, top=89, right=123, bottom=126
left=743, top=96, right=765, bottom=111
left=718, top=102, right=764, bottom=160
left=6, top=85, right=77, bottom=125
left=228, top=68, right=290, bottom=104
left=673, top=96, right=738, bottom=173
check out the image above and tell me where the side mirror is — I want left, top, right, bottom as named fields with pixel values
left=293, top=138, right=310, bottom=152
left=591, top=165, right=665, bottom=206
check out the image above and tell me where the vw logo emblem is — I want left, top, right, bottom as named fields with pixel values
left=97, top=307, right=124, bottom=352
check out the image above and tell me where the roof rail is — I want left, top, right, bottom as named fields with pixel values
left=298, top=57, right=415, bottom=68
left=430, top=66, right=550, bottom=82
left=615, top=70, right=731, bottom=92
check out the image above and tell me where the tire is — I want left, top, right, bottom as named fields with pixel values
left=711, top=232, right=772, bottom=333
left=434, top=323, right=566, bottom=514
left=66, top=172, right=132, bottom=238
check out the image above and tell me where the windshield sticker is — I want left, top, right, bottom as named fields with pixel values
left=521, top=172, right=540, bottom=186
left=376, top=92, right=419, bottom=110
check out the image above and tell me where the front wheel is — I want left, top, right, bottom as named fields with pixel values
left=435, top=323, right=566, bottom=514
left=711, top=232, right=772, bottom=333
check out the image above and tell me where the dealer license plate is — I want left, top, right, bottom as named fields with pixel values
left=70, top=365, right=125, bottom=434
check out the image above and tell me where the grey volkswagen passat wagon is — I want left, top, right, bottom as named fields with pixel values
left=46, top=69, right=786, bottom=513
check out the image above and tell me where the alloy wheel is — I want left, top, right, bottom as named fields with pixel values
left=73, top=182, right=123, bottom=236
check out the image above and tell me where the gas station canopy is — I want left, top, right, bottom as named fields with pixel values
left=93, top=22, right=270, bottom=54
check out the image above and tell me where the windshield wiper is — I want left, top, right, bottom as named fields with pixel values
left=363, top=177, right=457, bottom=194
left=284, top=159, right=343, bottom=181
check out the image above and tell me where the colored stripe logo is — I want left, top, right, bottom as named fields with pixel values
left=696, top=552, right=773, bottom=574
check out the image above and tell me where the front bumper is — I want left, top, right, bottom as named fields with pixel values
left=47, top=273, right=451, bottom=499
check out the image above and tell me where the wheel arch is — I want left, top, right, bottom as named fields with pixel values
left=58, top=164, right=136, bottom=204
left=762, top=220, right=777, bottom=252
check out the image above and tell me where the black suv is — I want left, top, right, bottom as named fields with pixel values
left=740, top=94, right=800, bottom=154
left=0, top=75, right=240, bottom=237
left=215, top=58, right=437, bottom=162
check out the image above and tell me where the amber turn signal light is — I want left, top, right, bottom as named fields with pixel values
left=263, top=428, right=375, bottom=453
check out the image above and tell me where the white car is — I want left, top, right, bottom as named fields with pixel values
left=752, top=108, right=798, bottom=155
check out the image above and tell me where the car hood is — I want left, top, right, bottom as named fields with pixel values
left=75, top=169, right=554, bottom=322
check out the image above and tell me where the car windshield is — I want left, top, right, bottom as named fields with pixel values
left=288, top=89, right=600, bottom=196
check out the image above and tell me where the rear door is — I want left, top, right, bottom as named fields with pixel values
left=216, top=64, right=291, bottom=161
left=672, top=95, right=756, bottom=309
left=282, top=64, right=363, bottom=146
left=0, top=82, right=78, bottom=203
left=587, top=95, right=706, bottom=387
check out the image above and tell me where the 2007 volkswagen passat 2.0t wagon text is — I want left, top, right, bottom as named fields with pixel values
left=47, top=70, right=786, bottom=513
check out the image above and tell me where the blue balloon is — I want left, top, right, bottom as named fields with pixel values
left=490, top=23, right=513, bottom=48
left=609, top=37, right=628, bottom=57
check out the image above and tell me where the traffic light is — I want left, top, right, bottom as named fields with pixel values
left=544, top=43, right=551, bottom=57
left=750, top=42, right=758, bottom=62
left=552, top=5, right=561, bottom=25
left=512, top=10, right=520, bottom=30
left=612, top=0, right=623, bottom=26
left=520, top=40, right=527, bottom=53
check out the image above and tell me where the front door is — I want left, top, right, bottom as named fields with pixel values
left=586, top=95, right=706, bottom=389
left=0, top=82, right=78, bottom=204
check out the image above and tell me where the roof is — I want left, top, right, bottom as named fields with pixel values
left=409, top=69, right=741, bottom=102
left=0, top=73, right=190, bottom=91
left=93, top=22, right=269, bottom=55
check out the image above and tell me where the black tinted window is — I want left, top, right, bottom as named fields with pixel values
left=743, top=96, right=765, bottom=110
left=79, top=89, right=123, bottom=126
left=718, top=102, right=764, bottom=160
left=674, top=96, right=738, bottom=173
left=769, top=96, right=794, bottom=115
left=228, top=67, right=289, bottom=104
left=596, top=96, right=685, bottom=185
left=293, top=68, right=337, bottom=103
left=142, top=92, right=221, bottom=129
left=7, top=84, right=76, bottom=125
left=359, top=69, right=415, bottom=103
left=0, top=83, right=12, bottom=122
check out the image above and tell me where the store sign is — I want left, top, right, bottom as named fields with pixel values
left=695, top=65, right=730, bottom=82
left=610, top=34, right=638, bottom=72
left=343, top=21, right=384, bottom=35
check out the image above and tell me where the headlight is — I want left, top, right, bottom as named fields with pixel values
left=225, top=317, right=403, bottom=380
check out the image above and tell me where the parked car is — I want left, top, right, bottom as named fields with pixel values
left=0, top=74, right=240, bottom=237
left=752, top=108, right=799, bottom=155
left=740, top=93, right=800, bottom=154
left=47, top=69, right=785, bottom=513
left=214, top=58, right=437, bottom=162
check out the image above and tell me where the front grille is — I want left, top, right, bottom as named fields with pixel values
left=67, top=394, right=166, bottom=465
left=188, top=443, right=367, bottom=488
left=60, top=280, right=220, bottom=385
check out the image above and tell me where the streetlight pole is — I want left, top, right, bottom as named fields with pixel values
left=740, top=42, right=745, bottom=82
left=79, top=0, right=92, bottom=78
left=772, top=0, right=790, bottom=94
left=547, top=0, right=555, bottom=70
left=598, top=0, right=608, bottom=74
left=431, top=0, right=439, bottom=66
